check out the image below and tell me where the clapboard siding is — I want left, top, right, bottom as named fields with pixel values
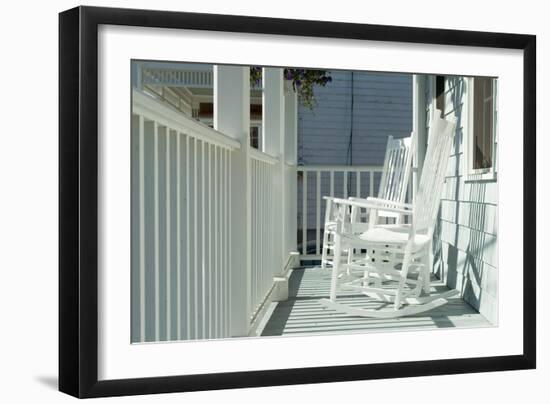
left=425, top=75, right=499, bottom=324
left=298, top=71, right=412, bottom=166
left=297, top=71, right=413, bottom=242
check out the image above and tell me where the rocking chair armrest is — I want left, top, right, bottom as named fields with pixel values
left=360, top=197, right=414, bottom=210
left=329, top=197, right=413, bottom=215
left=348, top=197, right=409, bottom=219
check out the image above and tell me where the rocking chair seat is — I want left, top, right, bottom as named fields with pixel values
left=341, top=224, right=430, bottom=253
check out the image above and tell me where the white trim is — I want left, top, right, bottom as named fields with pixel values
left=463, top=77, right=498, bottom=181
left=133, top=89, right=241, bottom=151
left=249, top=147, right=279, bottom=165
left=297, top=165, right=383, bottom=172
left=412, top=75, right=427, bottom=199
left=428, top=75, right=436, bottom=129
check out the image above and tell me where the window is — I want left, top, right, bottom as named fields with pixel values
left=250, top=125, right=262, bottom=149
left=435, top=75, right=445, bottom=117
left=465, top=77, right=497, bottom=179
left=472, top=77, right=495, bottom=170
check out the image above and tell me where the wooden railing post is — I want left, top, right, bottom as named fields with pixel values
left=262, top=68, right=286, bottom=274
left=214, top=65, right=251, bottom=337
left=284, top=82, right=298, bottom=257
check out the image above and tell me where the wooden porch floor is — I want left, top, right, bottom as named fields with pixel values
left=259, top=267, right=492, bottom=337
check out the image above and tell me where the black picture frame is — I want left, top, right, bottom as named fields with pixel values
left=59, top=5, right=536, bottom=398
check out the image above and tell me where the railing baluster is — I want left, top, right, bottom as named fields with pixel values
left=253, top=160, right=257, bottom=316
left=138, top=115, right=145, bottom=342
left=208, top=144, right=213, bottom=339
left=268, top=164, right=272, bottom=293
left=201, top=141, right=206, bottom=339
left=176, top=131, right=181, bottom=341
left=186, top=135, right=190, bottom=340
left=193, top=138, right=198, bottom=339
left=226, top=150, right=231, bottom=337
left=266, top=164, right=270, bottom=292
left=154, top=122, right=160, bottom=342
left=263, top=162, right=267, bottom=311
left=213, top=146, right=218, bottom=338
left=370, top=171, right=374, bottom=197
left=302, top=172, right=307, bottom=256
left=219, top=149, right=224, bottom=337
left=343, top=170, right=348, bottom=199
left=166, top=130, right=171, bottom=341
left=316, top=171, right=321, bottom=255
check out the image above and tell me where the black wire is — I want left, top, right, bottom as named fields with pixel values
left=346, top=71, right=354, bottom=195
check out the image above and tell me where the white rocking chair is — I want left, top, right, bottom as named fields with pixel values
left=320, top=133, right=416, bottom=270
left=320, top=112, right=457, bottom=318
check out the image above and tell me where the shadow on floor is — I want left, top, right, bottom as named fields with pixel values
left=261, top=267, right=490, bottom=337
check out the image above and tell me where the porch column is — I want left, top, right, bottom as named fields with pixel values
left=284, top=82, right=298, bottom=256
left=412, top=74, right=428, bottom=200
left=132, top=61, right=143, bottom=90
left=262, top=68, right=285, bottom=273
left=262, top=68, right=285, bottom=156
left=213, top=65, right=251, bottom=337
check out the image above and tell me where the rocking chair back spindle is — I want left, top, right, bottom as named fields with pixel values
left=378, top=134, right=416, bottom=205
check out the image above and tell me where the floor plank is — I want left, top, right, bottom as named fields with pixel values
left=260, top=267, right=492, bottom=336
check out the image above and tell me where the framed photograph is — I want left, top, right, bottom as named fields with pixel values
left=59, top=5, right=536, bottom=398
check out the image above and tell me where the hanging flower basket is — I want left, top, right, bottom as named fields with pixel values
left=250, top=67, right=332, bottom=109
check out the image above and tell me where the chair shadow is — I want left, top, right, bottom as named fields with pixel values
left=261, top=267, right=471, bottom=336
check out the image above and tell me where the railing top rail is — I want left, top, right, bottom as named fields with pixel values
left=250, top=148, right=279, bottom=165
left=141, top=67, right=263, bottom=90
left=132, top=89, right=241, bottom=151
left=297, top=165, right=384, bottom=172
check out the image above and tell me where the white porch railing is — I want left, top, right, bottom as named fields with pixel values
left=142, top=67, right=214, bottom=88
left=131, top=90, right=239, bottom=342
left=141, top=66, right=263, bottom=90
left=249, top=148, right=279, bottom=318
left=297, top=165, right=384, bottom=260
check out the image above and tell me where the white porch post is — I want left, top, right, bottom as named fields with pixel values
left=262, top=68, right=286, bottom=272
left=214, top=65, right=251, bottom=337
left=284, top=81, right=298, bottom=257
left=412, top=74, right=427, bottom=199
left=133, top=61, right=143, bottom=90
left=262, top=67, right=285, bottom=160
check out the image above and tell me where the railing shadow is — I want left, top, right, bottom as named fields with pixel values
left=260, top=267, right=489, bottom=337
left=261, top=269, right=305, bottom=336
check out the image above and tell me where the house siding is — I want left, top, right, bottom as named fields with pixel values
left=298, top=71, right=413, bottom=166
left=297, top=71, right=413, bottom=249
left=425, top=75, right=499, bottom=325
